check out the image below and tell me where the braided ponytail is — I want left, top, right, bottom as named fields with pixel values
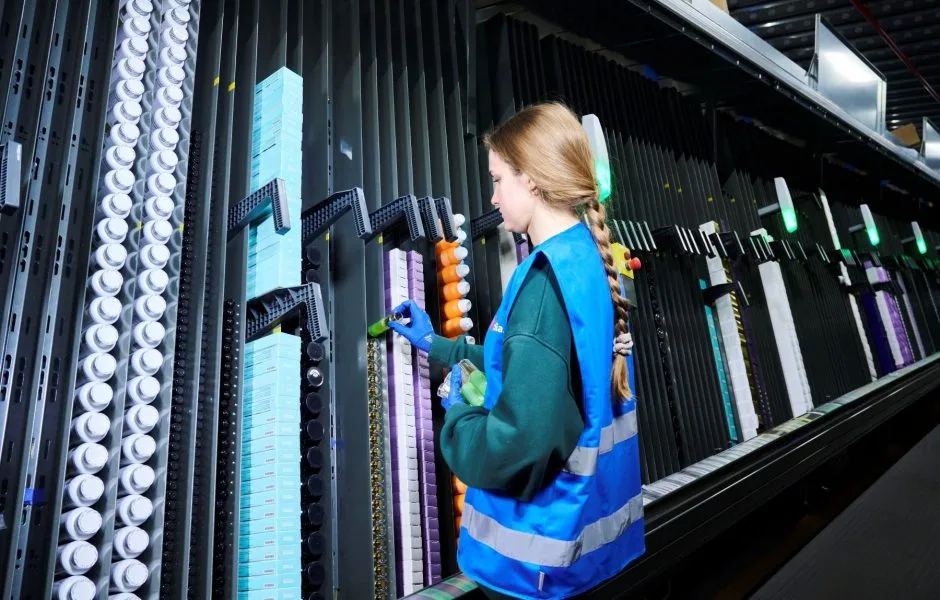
left=485, top=101, right=632, bottom=401
left=584, top=196, right=632, bottom=400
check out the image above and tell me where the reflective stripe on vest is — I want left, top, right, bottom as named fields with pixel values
left=563, top=409, right=638, bottom=477
left=462, top=493, right=644, bottom=569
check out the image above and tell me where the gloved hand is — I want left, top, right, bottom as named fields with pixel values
left=387, top=299, right=434, bottom=353
left=442, top=367, right=464, bottom=411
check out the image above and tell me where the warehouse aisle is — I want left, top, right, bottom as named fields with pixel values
left=753, top=421, right=940, bottom=599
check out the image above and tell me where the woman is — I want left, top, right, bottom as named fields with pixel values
left=390, top=102, right=644, bottom=599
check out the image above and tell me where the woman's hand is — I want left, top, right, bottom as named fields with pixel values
left=387, top=299, right=434, bottom=352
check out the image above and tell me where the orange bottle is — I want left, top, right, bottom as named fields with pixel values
left=441, top=280, right=470, bottom=301
left=442, top=299, right=472, bottom=319
left=438, top=245, right=468, bottom=267
left=437, top=263, right=470, bottom=285
left=443, top=316, right=473, bottom=338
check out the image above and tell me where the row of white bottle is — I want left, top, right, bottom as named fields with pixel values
left=56, top=0, right=162, bottom=595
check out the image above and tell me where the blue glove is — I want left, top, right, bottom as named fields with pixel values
left=442, top=367, right=463, bottom=411
left=387, top=299, right=434, bottom=353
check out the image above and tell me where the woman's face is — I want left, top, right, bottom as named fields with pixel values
left=489, top=149, right=538, bottom=233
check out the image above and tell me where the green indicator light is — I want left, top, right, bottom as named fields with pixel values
left=596, top=159, right=612, bottom=203
left=860, top=204, right=879, bottom=246
left=912, top=221, right=927, bottom=255
left=773, top=177, right=798, bottom=233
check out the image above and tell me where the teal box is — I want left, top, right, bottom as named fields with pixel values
left=242, top=396, right=300, bottom=420
left=252, top=112, right=303, bottom=134
left=242, top=458, right=300, bottom=483
left=240, top=491, right=300, bottom=522
left=245, top=331, right=301, bottom=354
left=247, top=264, right=301, bottom=297
left=238, top=527, right=302, bottom=551
left=237, top=541, right=300, bottom=564
left=237, top=557, right=301, bottom=579
left=237, top=589, right=301, bottom=600
left=240, top=476, right=300, bottom=499
left=241, top=431, right=299, bottom=456
left=251, top=128, right=302, bottom=153
left=238, top=516, right=299, bottom=538
left=242, top=420, right=298, bottom=445
left=244, top=371, right=301, bottom=399
left=238, top=573, right=302, bottom=593
left=241, top=447, right=299, bottom=470
left=255, top=66, right=303, bottom=90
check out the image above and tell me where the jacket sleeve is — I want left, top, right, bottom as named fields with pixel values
left=439, top=332, right=584, bottom=501
left=428, top=334, right=485, bottom=372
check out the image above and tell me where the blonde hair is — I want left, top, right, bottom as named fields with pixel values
left=483, top=102, right=632, bottom=400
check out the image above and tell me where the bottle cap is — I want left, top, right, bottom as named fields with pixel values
left=146, top=219, right=173, bottom=242
left=84, top=413, right=110, bottom=438
left=81, top=383, right=113, bottom=410
left=157, top=106, right=182, bottom=127
left=168, top=7, right=191, bottom=26
left=121, top=57, right=146, bottom=79
left=91, top=324, right=119, bottom=349
left=76, top=476, right=104, bottom=503
left=103, top=193, right=133, bottom=217
left=115, top=101, right=142, bottom=122
left=122, top=37, right=148, bottom=60
left=88, top=353, right=117, bottom=378
left=137, top=321, right=165, bottom=345
left=122, top=560, right=149, bottom=587
left=94, top=296, right=122, bottom=321
left=107, top=146, right=136, bottom=168
left=131, top=376, right=160, bottom=401
left=74, top=508, right=103, bottom=537
left=159, top=86, right=184, bottom=106
left=122, top=528, right=150, bottom=555
left=141, top=296, right=167, bottom=319
left=113, top=123, right=141, bottom=145
left=145, top=196, right=174, bottom=219
left=123, top=78, right=145, bottom=99
left=99, top=218, right=129, bottom=242
left=127, top=0, right=154, bottom=15
left=161, top=65, right=186, bottom=86
left=149, top=173, right=177, bottom=196
left=151, top=150, right=179, bottom=172
left=110, top=169, right=135, bottom=192
left=62, top=576, right=96, bottom=600
left=81, top=444, right=108, bottom=470
left=126, top=496, right=153, bottom=522
left=164, top=26, right=189, bottom=46
left=163, top=46, right=187, bottom=66
left=140, top=269, right=169, bottom=293
left=455, top=264, right=470, bottom=277
left=69, top=542, right=98, bottom=571
left=129, top=465, right=155, bottom=490
left=129, top=405, right=159, bottom=430
left=154, top=127, right=180, bottom=148
left=95, top=270, right=124, bottom=295
left=143, top=244, right=170, bottom=267
left=136, top=349, right=162, bottom=373
left=126, top=17, right=151, bottom=37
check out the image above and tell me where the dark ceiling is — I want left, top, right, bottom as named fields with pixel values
left=727, top=0, right=940, bottom=132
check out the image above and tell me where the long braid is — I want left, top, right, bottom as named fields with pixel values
left=584, top=196, right=632, bottom=400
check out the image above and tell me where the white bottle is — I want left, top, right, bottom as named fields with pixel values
left=153, top=85, right=183, bottom=112
left=158, top=45, right=187, bottom=69
left=63, top=475, right=105, bottom=509
left=60, top=507, right=103, bottom=541
left=84, top=323, right=119, bottom=352
left=157, top=65, right=186, bottom=88
left=113, top=526, right=150, bottom=559
left=102, top=169, right=135, bottom=195
left=124, top=404, right=159, bottom=434
left=137, top=269, right=168, bottom=295
left=68, top=443, right=108, bottom=474
left=87, top=296, right=122, bottom=325
left=162, top=25, right=189, bottom=48
left=71, top=412, right=110, bottom=444
left=134, top=295, right=167, bottom=321
left=93, top=244, right=128, bottom=270
left=89, top=270, right=124, bottom=298
left=151, top=127, right=180, bottom=152
left=144, top=195, right=174, bottom=220
left=112, top=57, right=146, bottom=82
left=126, top=376, right=159, bottom=405
left=453, top=213, right=466, bottom=228
left=147, top=172, right=177, bottom=196
left=96, top=217, right=129, bottom=244
left=76, top=382, right=113, bottom=413
left=153, top=106, right=182, bottom=131
left=116, top=494, right=153, bottom=526
left=80, top=352, right=117, bottom=382
left=119, top=0, right=153, bottom=21
left=142, top=219, right=173, bottom=244
left=108, top=100, right=143, bottom=127
left=138, top=244, right=170, bottom=270
left=119, top=464, right=155, bottom=495
left=166, top=6, right=191, bottom=28
left=109, top=594, right=142, bottom=600
left=148, top=150, right=178, bottom=174
left=107, top=122, right=141, bottom=149
left=115, top=18, right=151, bottom=47
left=57, top=541, right=98, bottom=576
left=109, top=79, right=146, bottom=110
left=115, top=36, right=149, bottom=63
left=105, top=145, right=136, bottom=171
left=130, top=348, right=162, bottom=376
left=52, top=575, right=96, bottom=600
left=133, top=321, right=165, bottom=348
left=111, top=559, right=148, bottom=592
left=101, top=193, right=133, bottom=219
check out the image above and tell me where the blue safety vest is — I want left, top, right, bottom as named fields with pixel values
left=458, top=222, right=645, bottom=599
